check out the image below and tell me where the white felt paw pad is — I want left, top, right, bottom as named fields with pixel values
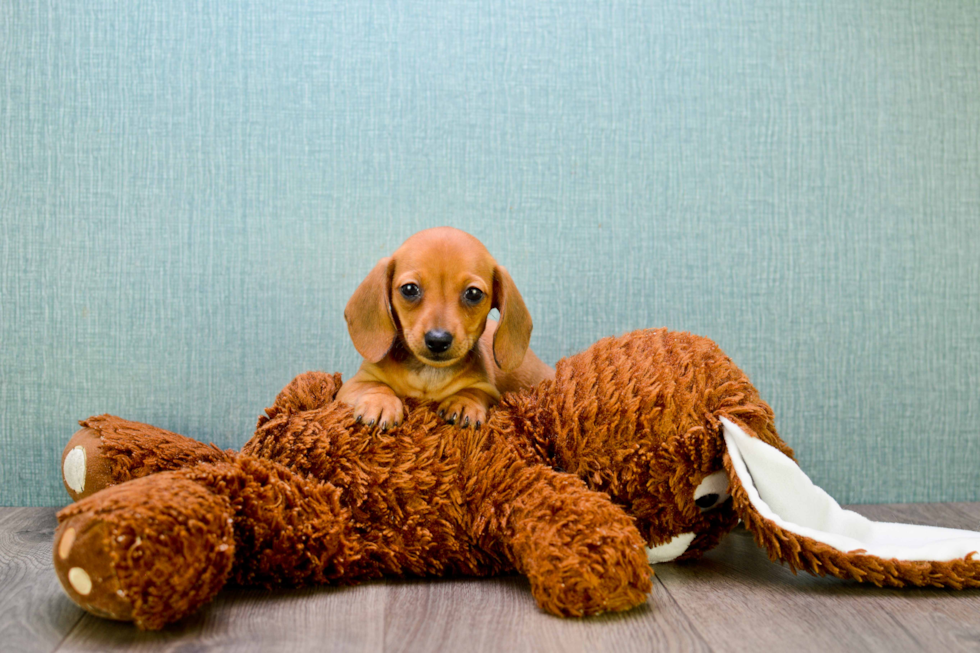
left=63, top=446, right=86, bottom=494
left=68, top=567, right=93, bottom=595
left=58, top=526, right=76, bottom=559
left=58, top=526, right=93, bottom=596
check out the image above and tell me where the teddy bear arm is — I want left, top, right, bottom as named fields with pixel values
left=61, top=415, right=232, bottom=502
left=256, top=371, right=344, bottom=427
left=474, top=462, right=652, bottom=617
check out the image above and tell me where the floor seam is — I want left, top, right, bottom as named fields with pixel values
left=652, top=572, right=716, bottom=653
left=49, top=613, right=88, bottom=653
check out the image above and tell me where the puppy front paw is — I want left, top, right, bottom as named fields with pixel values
left=437, top=393, right=489, bottom=429
left=353, top=393, right=405, bottom=431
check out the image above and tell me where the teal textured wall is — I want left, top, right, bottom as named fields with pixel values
left=2, top=1, right=979, bottom=506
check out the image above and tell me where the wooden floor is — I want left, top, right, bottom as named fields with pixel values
left=2, top=504, right=979, bottom=652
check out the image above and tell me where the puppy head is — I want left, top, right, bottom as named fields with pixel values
left=344, top=227, right=532, bottom=370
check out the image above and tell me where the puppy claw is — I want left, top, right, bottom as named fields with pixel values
left=351, top=395, right=405, bottom=434
left=437, top=394, right=489, bottom=430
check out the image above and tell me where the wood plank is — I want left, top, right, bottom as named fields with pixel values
left=845, top=503, right=980, bottom=653
left=849, top=502, right=980, bottom=530
left=654, top=503, right=980, bottom=653
left=58, top=582, right=388, bottom=652
left=0, top=507, right=85, bottom=653
left=948, top=501, right=980, bottom=524
left=58, top=575, right=708, bottom=653
left=19, top=502, right=979, bottom=652
left=382, top=575, right=709, bottom=653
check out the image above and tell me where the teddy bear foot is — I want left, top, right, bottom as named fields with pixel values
left=53, top=509, right=135, bottom=622
left=54, top=472, right=237, bottom=629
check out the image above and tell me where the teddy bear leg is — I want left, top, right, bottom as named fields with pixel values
left=54, top=470, right=237, bottom=629
left=55, top=456, right=356, bottom=629
left=491, top=467, right=653, bottom=617
left=62, top=415, right=230, bottom=501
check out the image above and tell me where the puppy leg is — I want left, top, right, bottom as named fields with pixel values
left=437, top=388, right=495, bottom=429
left=336, top=373, right=405, bottom=430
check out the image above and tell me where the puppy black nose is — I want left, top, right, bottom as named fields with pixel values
left=424, top=330, right=453, bottom=354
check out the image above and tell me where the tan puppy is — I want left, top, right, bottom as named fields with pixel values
left=337, top=227, right=554, bottom=430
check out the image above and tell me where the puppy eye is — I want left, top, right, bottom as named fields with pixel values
left=462, top=287, right=484, bottom=305
left=399, top=284, right=421, bottom=300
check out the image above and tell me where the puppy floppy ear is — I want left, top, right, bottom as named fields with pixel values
left=491, top=265, right=533, bottom=372
left=344, top=257, right=397, bottom=363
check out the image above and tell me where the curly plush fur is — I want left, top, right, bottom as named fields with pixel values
left=53, top=329, right=980, bottom=630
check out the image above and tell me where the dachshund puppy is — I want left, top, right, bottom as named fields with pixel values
left=337, top=227, right=554, bottom=430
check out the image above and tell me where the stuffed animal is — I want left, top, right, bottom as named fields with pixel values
left=54, top=329, right=980, bottom=630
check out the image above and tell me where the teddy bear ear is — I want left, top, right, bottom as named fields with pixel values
left=720, top=417, right=980, bottom=588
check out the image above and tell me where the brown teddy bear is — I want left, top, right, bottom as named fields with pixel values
left=54, top=329, right=980, bottom=630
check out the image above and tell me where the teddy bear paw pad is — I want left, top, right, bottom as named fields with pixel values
left=53, top=514, right=135, bottom=622
left=60, top=427, right=114, bottom=501
left=62, top=447, right=87, bottom=495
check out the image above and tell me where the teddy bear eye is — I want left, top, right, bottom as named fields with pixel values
left=693, top=470, right=730, bottom=513
left=695, top=494, right=721, bottom=509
